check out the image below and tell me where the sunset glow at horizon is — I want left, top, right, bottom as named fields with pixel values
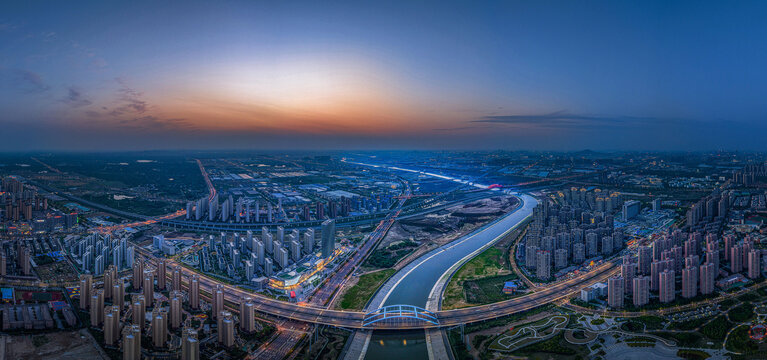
left=3, top=1, right=767, bottom=151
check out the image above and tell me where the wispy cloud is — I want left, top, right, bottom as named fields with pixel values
left=13, top=69, right=50, bottom=93
left=471, top=111, right=684, bottom=129
left=110, top=77, right=148, bottom=115
left=62, top=87, right=92, bottom=107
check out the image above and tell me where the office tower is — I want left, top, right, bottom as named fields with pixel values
left=123, top=325, right=141, bottom=360
left=621, top=260, right=637, bottom=294
left=638, top=246, right=652, bottom=275
left=699, top=262, right=716, bottom=295
left=536, top=250, right=551, bottom=280
left=633, top=276, right=650, bottom=307
left=0, top=254, right=6, bottom=276
left=731, top=245, right=744, bottom=273
left=132, top=295, right=146, bottom=329
left=652, top=198, right=662, bottom=212
left=682, top=266, right=698, bottom=299
left=133, top=261, right=144, bottom=289
left=190, top=275, right=200, bottom=309
left=181, top=327, right=200, bottom=360
left=622, top=200, right=640, bottom=221
left=217, top=311, right=235, bottom=347
left=608, top=276, right=624, bottom=308
left=104, top=305, right=121, bottom=346
left=157, top=260, right=167, bottom=290
left=172, top=266, right=181, bottom=291
left=659, top=270, right=675, bottom=303
left=240, top=298, right=256, bottom=332
left=143, top=271, right=154, bottom=305
left=79, top=274, right=92, bottom=309
left=321, top=219, right=336, bottom=259
left=212, top=284, right=224, bottom=320
left=748, top=249, right=761, bottom=279
left=90, top=289, right=105, bottom=326
left=167, top=291, right=182, bottom=329
left=151, top=308, right=168, bottom=348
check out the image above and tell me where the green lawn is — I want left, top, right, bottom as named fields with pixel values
left=338, top=269, right=396, bottom=310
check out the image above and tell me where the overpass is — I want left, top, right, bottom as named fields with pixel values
left=139, top=249, right=618, bottom=330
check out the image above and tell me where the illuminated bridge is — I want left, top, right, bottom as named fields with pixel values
left=363, top=305, right=439, bottom=327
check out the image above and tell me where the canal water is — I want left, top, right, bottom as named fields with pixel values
left=364, top=194, right=537, bottom=360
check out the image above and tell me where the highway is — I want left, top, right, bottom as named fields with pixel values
left=134, top=223, right=619, bottom=330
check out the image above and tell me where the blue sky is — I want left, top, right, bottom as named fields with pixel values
left=1, top=1, right=767, bottom=151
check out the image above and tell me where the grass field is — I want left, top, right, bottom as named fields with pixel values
left=443, top=245, right=514, bottom=309
left=338, top=269, right=396, bottom=310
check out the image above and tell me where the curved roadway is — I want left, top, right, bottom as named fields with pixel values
left=137, top=194, right=619, bottom=330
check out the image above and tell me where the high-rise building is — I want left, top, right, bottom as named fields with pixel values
left=638, top=246, right=652, bottom=275
left=151, top=308, right=168, bottom=348
left=536, top=250, right=551, bottom=280
left=79, top=274, right=92, bottom=309
left=90, top=289, right=105, bottom=326
left=190, top=275, right=200, bottom=309
left=103, top=305, right=121, bottom=346
left=122, top=325, right=141, bottom=360
left=172, top=266, right=182, bottom=291
left=181, top=327, right=200, bottom=360
left=212, top=284, right=224, bottom=320
left=217, top=311, right=235, bottom=347
left=659, top=269, right=675, bottom=303
left=682, top=266, right=698, bottom=299
left=730, top=245, right=744, bottom=273
left=143, top=270, right=154, bottom=305
left=170, top=291, right=183, bottom=329
left=608, top=276, right=624, bottom=308
left=699, top=262, right=716, bottom=295
left=632, top=276, right=650, bottom=307
left=157, top=259, right=167, bottom=290
left=113, top=279, right=125, bottom=310
left=132, top=261, right=144, bottom=289
left=240, top=298, right=256, bottom=332
left=748, top=249, right=761, bottom=279
left=132, top=295, right=146, bottom=329
left=621, top=260, right=637, bottom=294
left=321, top=219, right=336, bottom=259
left=622, top=200, right=641, bottom=221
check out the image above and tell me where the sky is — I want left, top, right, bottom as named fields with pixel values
left=2, top=0, right=767, bottom=151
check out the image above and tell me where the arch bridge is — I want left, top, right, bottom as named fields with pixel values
left=362, top=305, right=439, bottom=328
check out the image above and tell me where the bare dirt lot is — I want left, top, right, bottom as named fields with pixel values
left=1, top=329, right=107, bottom=360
